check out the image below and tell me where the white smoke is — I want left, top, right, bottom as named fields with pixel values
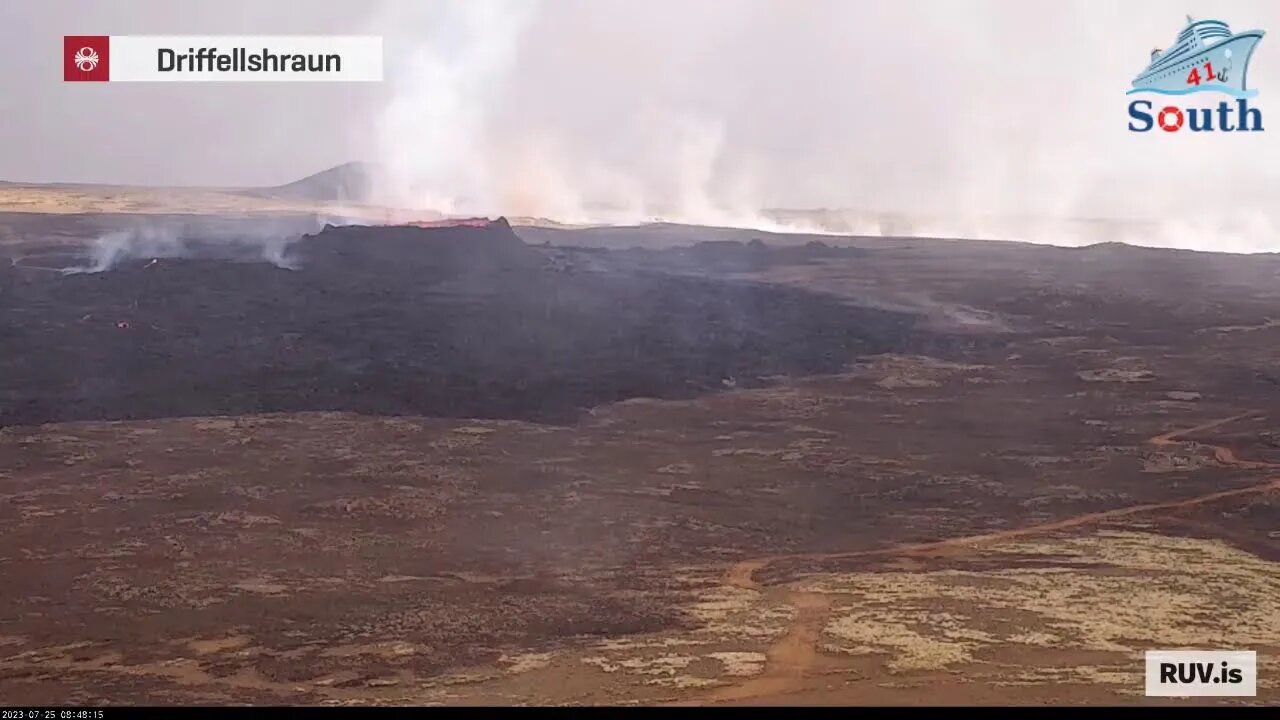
left=365, top=0, right=1280, bottom=252
left=61, top=227, right=184, bottom=274
left=367, top=0, right=805, bottom=231
left=59, top=218, right=330, bottom=274
left=371, top=0, right=539, bottom=214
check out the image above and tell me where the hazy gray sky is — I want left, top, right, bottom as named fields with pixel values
left=2, top=0, right=1279, bottom=241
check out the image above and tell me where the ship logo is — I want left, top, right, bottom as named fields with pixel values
left=1129, top=15, right=1264, bottom=98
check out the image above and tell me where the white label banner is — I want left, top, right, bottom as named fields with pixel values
left=112, top=36, right=382, bottom=82
left=1144, top=650, right=1257, bottom=697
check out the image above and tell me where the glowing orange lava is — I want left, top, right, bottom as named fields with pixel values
left=402, top=217, right=495, bottom=228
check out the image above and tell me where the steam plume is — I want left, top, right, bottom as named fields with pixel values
left=60, top=217, right=331, bottom=274
left=366, top=0, right=1280, bottom=250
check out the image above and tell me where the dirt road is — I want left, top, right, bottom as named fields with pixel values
left=701, top=411, right=1280, bottom=704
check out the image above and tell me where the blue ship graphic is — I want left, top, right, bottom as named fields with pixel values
left=1129, top=15, right=1265, bottom=98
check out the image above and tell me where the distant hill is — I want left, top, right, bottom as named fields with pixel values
left=251, top=161, right=379, bottom=204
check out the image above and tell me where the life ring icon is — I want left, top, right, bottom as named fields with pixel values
left=1157, top=106, right=1184, bottom=132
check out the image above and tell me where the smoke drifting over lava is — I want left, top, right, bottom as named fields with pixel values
left=59, top=217, right=334, bottom=274
left=4, top=1, right=1278, bottom=251
left=366, top=0, right=1280, bottom=251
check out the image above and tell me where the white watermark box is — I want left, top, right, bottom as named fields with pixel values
left=1145, top=650, right=1257, bottom=697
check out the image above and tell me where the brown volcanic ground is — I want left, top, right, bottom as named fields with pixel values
left=2, top=209, right=1280, bottom=705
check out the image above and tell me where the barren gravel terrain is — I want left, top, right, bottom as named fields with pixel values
left=2, top=204, right=1278, bottom=705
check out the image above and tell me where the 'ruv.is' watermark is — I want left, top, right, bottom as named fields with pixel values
left=1145, top=650, right=1257, bottom=697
